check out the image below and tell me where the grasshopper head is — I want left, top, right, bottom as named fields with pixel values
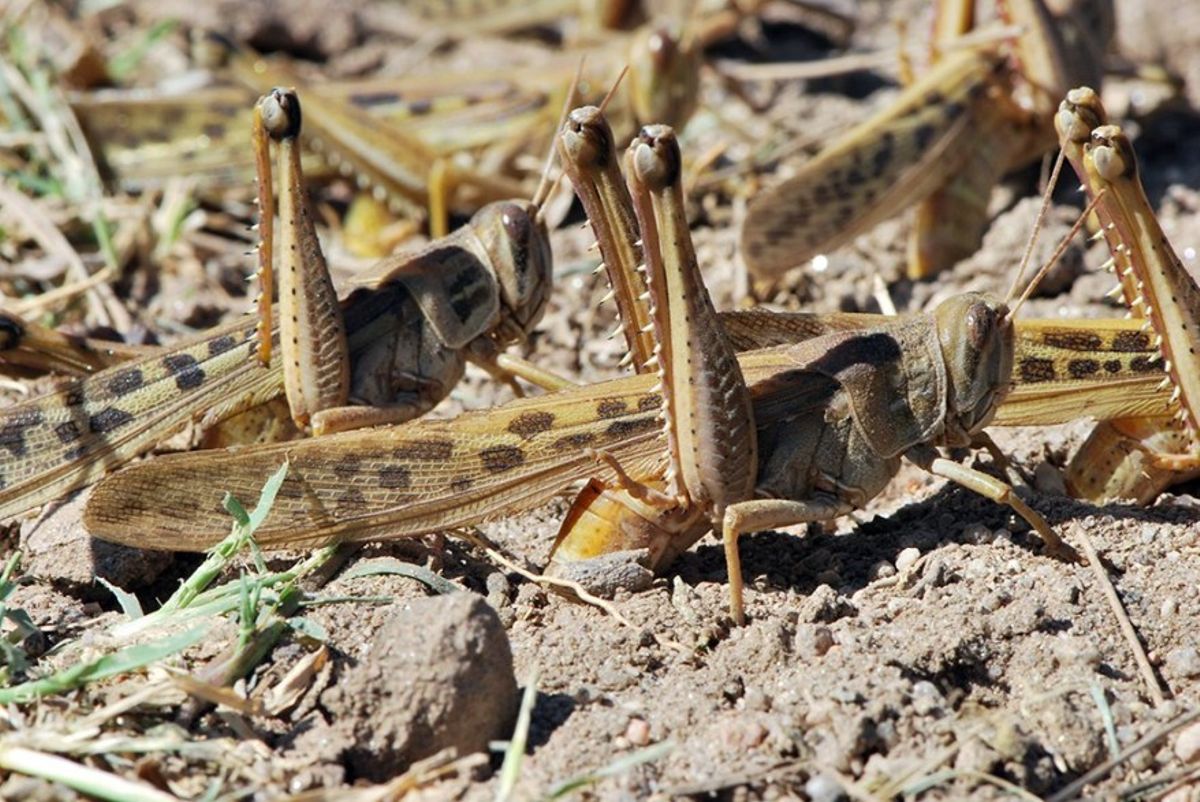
left=627, top=22, right=700, bottom=131
left=934, top=293, right=1014, bottom=438
left=474, top=200, right=553, bottom=342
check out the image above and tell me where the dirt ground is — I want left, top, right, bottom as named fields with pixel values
left=2, top=0, right=1200, bottom=799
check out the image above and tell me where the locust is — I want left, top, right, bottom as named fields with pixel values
left=1053, top=88, right=1200, bottom=503
left=739, top=0, right=1114, bottom=283
left=84, top=112, right=1177, bottom=626
left=544, top=103, right=1170, bottom=585
left=72, top=21, right=701, bottom=240
left=0, top=87, right=561, bottom=523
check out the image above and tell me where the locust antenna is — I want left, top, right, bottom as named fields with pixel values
left=598, top=64, right=629, bottom=115
left=1006, top=147, right=1067, bottom=303
left=532, top=58, right=587, bottom=217
left=1006, top=187, right=1107, bottom=323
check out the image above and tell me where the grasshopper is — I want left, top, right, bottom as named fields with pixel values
left=85, top=113, right=1179, bottom=627
left=1053, top=87, right=1200, bottom=503
left=0, top=87, right=561, bottom=522
left=71, top=21, right=700, bottom=240
left=545, top=103, right=1170, bottom=585
left=739, top=0, right=1113, bottom=283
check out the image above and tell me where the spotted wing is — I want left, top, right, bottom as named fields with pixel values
left=740, top=48, right=1003, bottom=279
left=83, top=373, right=669, bottom=551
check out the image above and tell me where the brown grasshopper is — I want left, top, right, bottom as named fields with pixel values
left=544, top=103, right=1168, bottom=585
left=739, top=0, right=1113, bottom=283
left=71, top=23, right=700, bottom=241
left=84, top=115, right=1180, bottom=627
left=0, top=87, right=561, bottom=522
left=1053, top=88, right=1200, bottom=503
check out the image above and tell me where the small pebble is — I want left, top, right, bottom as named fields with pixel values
left=625, top=717, right=651, bottom=748
left=743, top=686, right=771, bottom=712
left=870, top=560, right=896, bottom=580
left=1162, top=598, right=1179, bottom=617
left=812, top=627, right=835, bottom=656
left=910, top=680, right=944, bottom=716
left=962, top=523, right=991, bottom=545
left=805, top=772, right=847, bottom=802
left=1174, top=721, right=1200, bottom=764
left=1165, top=646, right=1200, bottom=679
left=979, top=591, right=1007, bottom=613
left=895, top=547, right=921, bottom=572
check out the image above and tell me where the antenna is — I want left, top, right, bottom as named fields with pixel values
left=531, top=58, right=587, bottom=215
left=1006, top=187, right=1107, bottom=322
left=598, top=64, right=629, bottom=115
left=1006, top=147, right=1067, bottom=303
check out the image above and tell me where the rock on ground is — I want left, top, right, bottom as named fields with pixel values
left=321, top=592, right=518, bottom=782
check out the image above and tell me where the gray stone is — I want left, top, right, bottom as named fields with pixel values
left=325, top=593, right=518, bottom=781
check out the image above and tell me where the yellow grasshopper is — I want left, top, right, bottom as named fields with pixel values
left=739, top=0, right=1113, bottom=283
left=1053, top=88, right=1200, bottom=502
left=83, top=111, right=1175, bottom=627
left=0, top=87, right=564, bottom=523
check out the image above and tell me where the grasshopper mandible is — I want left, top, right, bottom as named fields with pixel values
left=0, top=87, right=560, bottom=523
left=739, top=0, right=1113, bottom=283
left=84, top=119, right=1149, bottom=628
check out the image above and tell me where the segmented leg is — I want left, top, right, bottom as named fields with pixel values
left=1056, top=87, right=1200, bottom=500
left=906, top=444, right=1079, bottom=561
left=721, top=496, right=852, bottom=625
left=253, top=88, right=351, bottom=435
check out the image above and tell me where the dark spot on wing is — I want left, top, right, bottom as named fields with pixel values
left=54, top=421, right=81, bottom=444
left=337, top=488, right=366, bottom=511
left=1131, top=356, right=1158, bottom=373
left=63, top=445, right=87, bottom=462
left=1043, top=330, right=1102, bottom=351
left=450, top=475, right=473, bottom=492
left=393, top=439, right=455, bottom=461
left=379, top=465, right=411, bottom=490
left=0, top=408, right=43, bottom=456
left=107, top=368, right=144, bottom=397
left=638, top=393, right=662, bottom=412
left=913, top=123, right=936, bottom=151
left=1068, top=359, right=1100, bottom=378
left=162, top=354, right=206, bottom=390
left=596, top=398, right=628, bottom=419
left=1018, top=358, right=1056, bottom=383
left=209, top=335, right=238, bottom=357
left=65, top=388, right=85, bottom=407
left=350, top=90, right=402, bottom=107
left=89, top=407, right=135, bottom=433
left=554, top=432, right=597, bottom=450
left=1112, top=331, right=1151, bottom=352
left=1104, top=360, right=1121, bottom=373
left=507, top=411, right=555, bottom=438
left=333, top=454, right=362, bottom=478
left=605, top=416, right=659, bottom=440
left=480, top=445, right=525, bottom=473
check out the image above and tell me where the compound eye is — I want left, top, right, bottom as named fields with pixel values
left=966, top=303, right=995, bottom=351
left=499, top=203, right=531, bottom=247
